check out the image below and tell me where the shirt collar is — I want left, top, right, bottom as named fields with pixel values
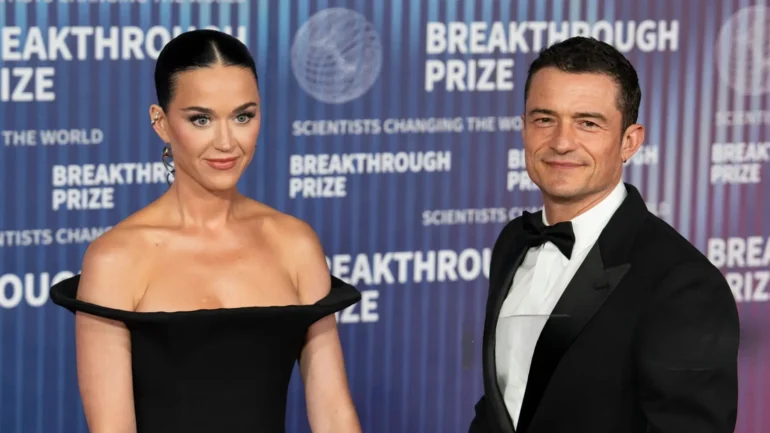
left=542, top=180, right=628, bottom=257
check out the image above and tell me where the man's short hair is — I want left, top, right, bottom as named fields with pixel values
left=524, top=36, right=642, bottom=131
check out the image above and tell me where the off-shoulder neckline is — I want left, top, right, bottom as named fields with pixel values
left=49, top=274, right=361, bottom=323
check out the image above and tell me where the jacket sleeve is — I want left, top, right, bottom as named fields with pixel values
left=468, top=395, right=495, bottom=433
left=635, top=260, right=740, bottom=433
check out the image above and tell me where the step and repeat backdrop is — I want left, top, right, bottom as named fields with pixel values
left=0, top=0, right=767, bottom=432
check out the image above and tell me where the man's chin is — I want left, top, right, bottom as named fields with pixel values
left=540, top=183, right=588, bottom=203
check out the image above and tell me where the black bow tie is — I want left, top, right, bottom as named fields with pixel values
left=521, top=211, right=576, bottom=259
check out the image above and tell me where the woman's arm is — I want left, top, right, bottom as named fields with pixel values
left=74, top=233, right=140, bottom=432
left=290, top=222, right=361, bottom=433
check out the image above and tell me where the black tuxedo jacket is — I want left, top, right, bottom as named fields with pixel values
left=469, top=183, right=740, bottom=433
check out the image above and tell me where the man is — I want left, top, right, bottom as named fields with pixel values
left=469, top=37, right=739, bottom=433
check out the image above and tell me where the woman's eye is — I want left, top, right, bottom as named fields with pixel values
left=235, top=113, right=255, bottom=124
left=190, top=116, right=209, bottom=126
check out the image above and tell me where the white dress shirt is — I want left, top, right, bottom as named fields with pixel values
left=495, top=181, right=628, bottom=428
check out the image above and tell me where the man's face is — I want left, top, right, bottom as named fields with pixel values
left=522, top=67, right=643, bottom=206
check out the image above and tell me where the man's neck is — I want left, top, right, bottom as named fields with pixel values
left=543, top=184, right=619, bottom=225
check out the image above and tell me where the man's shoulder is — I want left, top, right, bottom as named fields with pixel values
left=491, top=214, right=526, bottom=252
left=485, top=215, right=529, bottom=283
left=635, top=215, right=738, bottom=324
left=638, top=213, right=709, bottom=260
left=631, top=213, right=724, bottom=283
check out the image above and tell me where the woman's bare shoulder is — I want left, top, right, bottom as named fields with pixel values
left=239, top=199, right=331, bottom=302
left=77, top=208, right=169, bottom=309
left=240, top=199, right=321, bottom=248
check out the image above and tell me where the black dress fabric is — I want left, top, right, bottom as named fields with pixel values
left=50, top=274, right=361, bottom=432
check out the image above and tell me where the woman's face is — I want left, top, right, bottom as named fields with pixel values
left=151, top=64, right=261, bottom=192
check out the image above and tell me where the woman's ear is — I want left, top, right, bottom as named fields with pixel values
left=149, top=104, right=170, bottom=144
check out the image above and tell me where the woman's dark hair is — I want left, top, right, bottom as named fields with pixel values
left=154, top=29, right=259, bottom=111
left=524, top=36, right=641, bottom=132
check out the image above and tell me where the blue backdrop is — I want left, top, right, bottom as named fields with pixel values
left=1, top=1, right=768, bottom=432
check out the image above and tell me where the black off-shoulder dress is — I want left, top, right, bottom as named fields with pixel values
left=49, top=274, right=361, bottom=433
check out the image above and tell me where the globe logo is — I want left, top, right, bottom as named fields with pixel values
left=715, top=5, right=770, bottom=96
left=291, top=8, right=383, bottom=104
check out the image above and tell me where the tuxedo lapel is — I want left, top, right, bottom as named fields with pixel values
left=483, top=220, right=531, bottom=433
left=515, top=183, right=647, bottom=432
left=516, top=245, right=630, bottom=431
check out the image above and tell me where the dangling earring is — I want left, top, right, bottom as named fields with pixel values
left=162, top=142, right=175, bottom=185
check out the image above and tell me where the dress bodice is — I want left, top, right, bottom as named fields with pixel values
left=49, top=274, right=361, bottom=433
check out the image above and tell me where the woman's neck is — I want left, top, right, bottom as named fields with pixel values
left=165, top=175, right=240, bottom=230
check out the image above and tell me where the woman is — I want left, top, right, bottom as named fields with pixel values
left=50, top=29, right=362, bottom=433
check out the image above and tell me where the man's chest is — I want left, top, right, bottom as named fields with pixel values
left=501, top=244, right=591, bottom=316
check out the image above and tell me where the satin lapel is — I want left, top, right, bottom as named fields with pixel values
left=516, top=244, right=631, bottom=432
left=483, top=230, right=531, bottom=433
